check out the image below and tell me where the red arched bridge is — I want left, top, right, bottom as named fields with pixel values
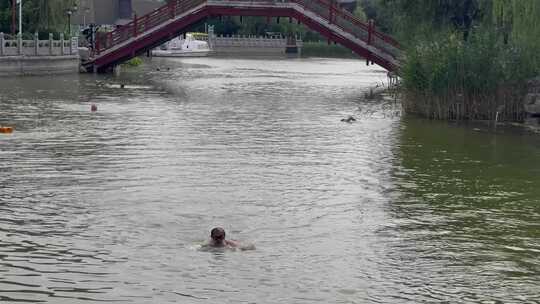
left=83, top=0, right=401, bottom=73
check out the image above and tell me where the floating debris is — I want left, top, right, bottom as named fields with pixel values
left=0, top=126, right=14, bottom=133
left=341, top=116, right=356, bottom=123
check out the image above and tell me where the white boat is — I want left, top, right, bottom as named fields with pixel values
left=152, top=34, right=211, bottom=57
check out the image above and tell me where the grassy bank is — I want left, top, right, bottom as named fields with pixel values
left=122, top=57, right=144, bottom=67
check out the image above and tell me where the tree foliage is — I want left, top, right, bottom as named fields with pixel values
left=375, top=0, right=540, bottom=121
left=0, top=0, right=78, bottom=36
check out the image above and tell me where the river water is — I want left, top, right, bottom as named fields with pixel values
left=0, top=58, right=539, bottom=303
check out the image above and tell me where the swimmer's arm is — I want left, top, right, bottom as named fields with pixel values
left=225, top=240, right=241, bottom=247
left=239, top=243, right=256, bottom=251
left=224, top=240, right=255, bottom=250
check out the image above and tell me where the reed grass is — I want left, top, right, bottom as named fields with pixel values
left=401, top=28, right=536, bottom=122
left=122, top=57, right=143, bottom=67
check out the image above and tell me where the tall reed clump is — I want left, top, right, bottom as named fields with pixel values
left=401, top=29, right=536, bottom=122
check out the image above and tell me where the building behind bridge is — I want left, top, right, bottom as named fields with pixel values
left=73, top=0, right=164, bottom=26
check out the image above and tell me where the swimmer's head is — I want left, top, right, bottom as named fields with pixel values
left=211, top=227, right=226, bottom=243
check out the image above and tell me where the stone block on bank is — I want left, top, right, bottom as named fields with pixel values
left=524, top=93, right=540, bottom=115
left=527, top=76, right=540, bottom=89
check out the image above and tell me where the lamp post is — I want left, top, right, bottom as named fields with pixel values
left=66, top=5, right=78, bottom=37
left=17, top=0, right=21, bottom=37
left=11, top=0, right=16, bottom=35
left=83, top=7, right=90, bottom=28
left=67, top=10, right=72, bottom=36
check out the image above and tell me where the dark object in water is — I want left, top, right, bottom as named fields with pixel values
left=91, top=104, right=98, bottom=112
left=120, top=84, right=125, bottom=88
left=0, top=126, right=14, bottom=134
left=341, top=116, right=356, bottom=123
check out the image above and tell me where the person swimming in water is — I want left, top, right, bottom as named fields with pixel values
left=202, top=227, right=255, bottom=250
left=209, top=227, right=239, bottom=248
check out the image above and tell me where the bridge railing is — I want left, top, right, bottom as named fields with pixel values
left=94, top=0, right=400, bottom=61
left=291, top=0, right=400, bottom=59
left=96, top=0, right=205, bottom=54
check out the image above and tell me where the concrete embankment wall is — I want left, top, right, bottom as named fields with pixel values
left=209, top=35, right=301, bottom=56
left=0, top=55, right=80, bottom=76
left=0, top=33, right=80, bottom=76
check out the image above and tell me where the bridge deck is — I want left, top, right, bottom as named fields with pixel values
left=85, top=0, right=401, bottom=72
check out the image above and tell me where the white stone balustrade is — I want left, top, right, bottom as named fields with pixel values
left=0, top=33, right=79, bottom=57
left=210, top=34, right=303, bottom=48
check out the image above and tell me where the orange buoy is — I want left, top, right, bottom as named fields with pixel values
left=0, top=126, right=14, bottom=134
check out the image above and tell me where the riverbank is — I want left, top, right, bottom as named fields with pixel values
left=0, top=33, right=80, bottom=76
left=0, top=55, right=80, bottom=76
left=301, top=41, right=358, bottom=59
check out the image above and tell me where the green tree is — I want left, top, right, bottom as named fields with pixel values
left=0, top=0, right=78, bottom=36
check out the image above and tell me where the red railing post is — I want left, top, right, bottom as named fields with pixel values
left=367, top=19, right=374, bottom=45
left=329, top=0, right=333, bottom=24
left=107, top=32, right=112, bottom=48
left=170, top=1, right=176, bottom=19
left=133, top=14, right=138, bottom=37
left=96, top=34, right=101, bottom=54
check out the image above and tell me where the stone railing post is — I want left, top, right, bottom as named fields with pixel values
left=34, top=32, right=39, bottom=55
left=49, top=33, right=53, bottom=55
left=60, top=33, right=65, bottom=55
left=71, top=36, right=78, bottom=55
left=0, top=32, right=4, bottom=56
left=17, top=33, right=22, bottom=55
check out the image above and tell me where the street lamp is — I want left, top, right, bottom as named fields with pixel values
left=66, top=10, right=72, bottom=35
left=83, top=7, right=90, bottom=28
left=66, top=5, right=78, bottom=37
left=16, top=0, right=21, bottom=37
